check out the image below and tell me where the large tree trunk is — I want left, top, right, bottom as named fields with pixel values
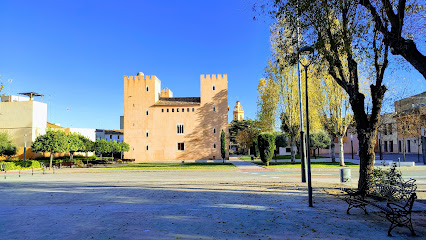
left=290, top=136, right=296, bottom=163
left=338, top=136, right=345, bottom=166
left=330, top=139, right=336, bottom=163
left=49, top=151, right=53, bottom=170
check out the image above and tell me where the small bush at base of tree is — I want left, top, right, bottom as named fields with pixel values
left=258, top=132, right=275, bottom=166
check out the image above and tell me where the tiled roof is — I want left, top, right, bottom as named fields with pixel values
left=154, top=97, right=201, bottom=106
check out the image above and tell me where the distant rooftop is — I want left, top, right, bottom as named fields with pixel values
left=154, top=97, right=201, bottom=106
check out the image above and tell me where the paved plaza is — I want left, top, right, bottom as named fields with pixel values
left=1, top=164, right=425, bottom=240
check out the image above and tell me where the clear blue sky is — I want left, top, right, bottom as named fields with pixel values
left=0, top=0, right=424, bottom=130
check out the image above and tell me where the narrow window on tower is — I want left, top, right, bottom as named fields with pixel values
left=146, top=110, right=149, bottom=115
left=146, top=131, right=149, bottom=137
left=178, top=142, right=185, bottom=151
left=182, top=108, right=184, bottom=112
left=146, top=145, right=149, bottom=150
left=213, top=84, right=215, bottom=91
left=146, top=86, right=149, bottom=92
left=172, top=108, right=174, bottom=112
left=213, top=128, right=216, bottom=134
left=167, top=109, right=169, bottom=112
left=187, top=108, right=189, bottom=112
left=213, top=143, right=216, bottom=149
left=192, top=108, right=195, bottom=112
left=162, top=109, right=164, bottom=112
left=177, top=124, right=184, bottom=134
left=213, top=105, right=216, bottom=112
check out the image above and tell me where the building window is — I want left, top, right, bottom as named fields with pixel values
left=146, top=86, right=149, bottom=92
left=110, top=135, right=112, bottom=139
left=178, top=142, right=185, bottom=151
left=389, top=141, right=394, bottom=152
left=213, top=105, right=216, bottom=112
left=213, top=128, right=216, bottom=134
left=398, top=141, right=401, bottom=152
left=162, top=109, right=164, bottom=112
left=182, top=108, right=184, bottom=112
left=133, top=147, right=134, bottom=151
left=172, top=108, right=174, bottom=112
left=146, top=131, right=149, bottom=137
left=177, top=108, right=179, bottom=112
left=286, top=148, right=291, bottom=153
left=146, top=110, right=149, bottom=115
left=384, top=141, right=388, bottom=152
left=213, top=85, right=215, bottom=91
left=187, top=108, right=189, bottom=112
left=146, top=145, right=149, bottom=150
left=192, top=108, right=194, bottom=112
left=133, top=104, right=135, bottom=107
left=118, top=135, right=120, bottom=139
left=177, top=124, right=184, bottom=134
left=407, top=140, right=411, bottom=152
left=167, top=109, right=169, bottom=112
left=213, top=143, right=216, bottom=149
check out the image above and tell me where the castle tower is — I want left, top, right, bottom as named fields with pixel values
left=233, top=101, right=244, bottom=121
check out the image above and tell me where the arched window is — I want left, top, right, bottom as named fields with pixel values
left=213, top=85, right=216, bottom=90
left=213, top=105, right=216, bottom=112
left=146, top=86, right=149, bottom=92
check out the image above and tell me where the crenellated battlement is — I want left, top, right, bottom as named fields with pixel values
left=160, top=88, right=173, bottom=98
left=200, top=74, right=227, bottom=80
left=125, top=74, right=158, bottom=82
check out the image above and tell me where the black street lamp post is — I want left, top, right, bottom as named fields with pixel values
left=299, top=45, right=314, bottom=207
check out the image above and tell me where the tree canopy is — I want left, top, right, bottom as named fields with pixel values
left=32, top=130, right=68, bottom=169
left=0, top=132, right=17, bottom=157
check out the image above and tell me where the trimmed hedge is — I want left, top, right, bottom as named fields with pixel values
left=0, top=160, right=41, bottom=171
left=258, top=132, right=275, bottom=166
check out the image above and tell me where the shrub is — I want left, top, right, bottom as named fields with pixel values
left=0, top=160, right=41, bottom=171
left=258, top=132, right=275, bottom=166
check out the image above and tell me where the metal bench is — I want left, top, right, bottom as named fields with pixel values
left=344, top=167, right=417, bottom=236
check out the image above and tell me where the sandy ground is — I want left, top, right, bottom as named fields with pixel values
left=0, top=166, right=425, bottom=240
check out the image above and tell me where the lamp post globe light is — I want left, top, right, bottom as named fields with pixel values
left=299, top=45, right=314, bottom=207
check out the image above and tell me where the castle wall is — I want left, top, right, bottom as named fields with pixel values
left=124, top=73, right=228, bottom=162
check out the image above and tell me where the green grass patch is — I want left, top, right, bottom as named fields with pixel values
left=240, top=155, right=327, bottom=160
left=96, top=162, right=236, bottom=170
left=255, top=161, right=359, bottom=168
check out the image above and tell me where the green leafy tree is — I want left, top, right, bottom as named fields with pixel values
left=258, top=132, right=275, bottom=166
left=0, top=132, right=17, bottom=158
left=220, top=129, right=226, bottom=163
left=309, top=131, right=331, bottom=159
left=257, top=77, right=279, bottom=132
left=109, top=141, right=121, bottom=159
left=32, top=130, right=68, bottom=170
left=229, top=119, right=257, bottom=144
left=94, top=139, right=111, bottom=160
left=79, top=135, right=94, bottom=164
left=257, top=0, right=398, bottom=191
left=236, top=128, right=259, bottom=156
left=273, top=132, right=287, bottom=161
left=68, top=133, right=84, bottom=161
left=119, top=142, right=130, bottom=159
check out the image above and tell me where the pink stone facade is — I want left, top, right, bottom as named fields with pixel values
left=124, top=73, right=228, bottom=162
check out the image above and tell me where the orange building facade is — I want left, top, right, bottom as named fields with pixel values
left=123, top=72, right=228, bottom=162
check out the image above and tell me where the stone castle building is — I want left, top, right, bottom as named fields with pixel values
left=123, top=72, right=228, bottom=162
